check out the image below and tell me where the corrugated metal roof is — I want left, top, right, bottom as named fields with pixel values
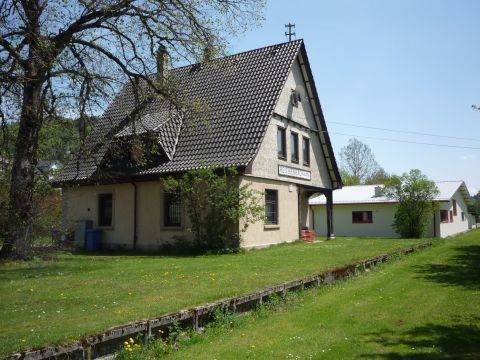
left=309, top=181, right=471, bottom=205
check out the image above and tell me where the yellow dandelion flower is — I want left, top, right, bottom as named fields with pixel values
left=124, top=341, right=129, bottom=345
left=129, top=338, right=134, bottom=343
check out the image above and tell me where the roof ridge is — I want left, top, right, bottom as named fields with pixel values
left=155, top=39, right=304, bottom=73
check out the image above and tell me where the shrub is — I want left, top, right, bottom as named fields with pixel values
left=383, top=169, right=439, bottom=238
left=163, top=167, right=264, bottom=250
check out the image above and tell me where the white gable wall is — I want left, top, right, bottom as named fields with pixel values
left=246, top=57, right=332, bottom=189
left=438, top=188, right=470, bottom=237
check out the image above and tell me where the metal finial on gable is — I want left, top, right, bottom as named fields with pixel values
left=285, top=22, right=296, bottom=42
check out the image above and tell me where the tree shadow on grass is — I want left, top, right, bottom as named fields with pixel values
left=413, top=245, right=480, bottom=290
left=361, top=322, right=480, bottom=359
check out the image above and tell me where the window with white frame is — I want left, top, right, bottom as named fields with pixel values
left=265, top=189, right=278, bottom=225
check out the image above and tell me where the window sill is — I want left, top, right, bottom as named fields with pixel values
left=264, top=224, right=280, bottom=230
left=278, top=155, right=287, bottom=161
left=303, top=162, right=310, bottom=167
left=352, top=222, right=373, bottom=224
left=291, top=160, right=299, bottom=164
left=161, top=226, right=184, bottom=231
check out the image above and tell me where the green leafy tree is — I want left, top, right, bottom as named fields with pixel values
left=468, top=191, right=480, bottom=223
left=0, top=168, right=60, bottom=248
left=163, top=168, right=264, bottom=251
left=339, top=169, right=360, bottom=186
left=0, top=0, right=264, bottom=259
left=382, top=169, right=439, bottom=238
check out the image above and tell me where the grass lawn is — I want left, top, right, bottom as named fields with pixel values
left=0, top=237, right=430, bottom=356
left=158, top=229, right=480, bottom=359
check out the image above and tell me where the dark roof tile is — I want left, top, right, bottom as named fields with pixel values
left=58, top=40, right=341, bottom=187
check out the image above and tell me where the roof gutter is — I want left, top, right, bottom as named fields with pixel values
left=131, top=181, right=138, bottom=250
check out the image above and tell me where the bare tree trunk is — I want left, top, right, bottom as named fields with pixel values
left=0, top=81, right=43, bottom=259
left=0, top=0, right=45, bottom=259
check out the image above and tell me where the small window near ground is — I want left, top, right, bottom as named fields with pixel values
left=352, top=211, right=373, bottom=223
left=440, top=210, right=449, bottom=223
left=98, top=193, right=113, bottom=227
left=461, top=212, right=465, bottom=222
left=453, top=199, right=457, bottom=216
left=277, top=127, right=286, bottom=159
left=303, top=137, right=310, bottom=166
left=265, top=189, right=278, bottom=225
left=449, top=210, right=454, bottom=222
left=291, top=132, right=299, bottom=163
left=164, top=191, right=182, bottom=227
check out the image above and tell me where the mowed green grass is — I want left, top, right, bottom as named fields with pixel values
left=162, top=229, right=480, bottom=359
left=0, top=237, right=430, bottom=356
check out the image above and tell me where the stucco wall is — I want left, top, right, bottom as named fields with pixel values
left=62, top=181, right=194, bottom=250
left=438, top=189, right=470, bottom=237
left=239, top=176, right=303, bottom=248
left=64, top=177, right=308, bottom=250
left=246, top=58, right=332, bottom=189
left=63, top=183, right=135, bottom=248
left=313, top=203, right=400, bottom=238
left=136, top=181, right=194, bottom=250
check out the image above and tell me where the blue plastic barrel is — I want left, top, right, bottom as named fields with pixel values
left=85, top=229, right=103, bottom=251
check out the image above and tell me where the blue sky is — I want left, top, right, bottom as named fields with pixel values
left=227, top=0, right=480, bottom=195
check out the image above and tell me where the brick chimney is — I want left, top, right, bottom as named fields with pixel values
left=156, top=44, right=169, bottom=84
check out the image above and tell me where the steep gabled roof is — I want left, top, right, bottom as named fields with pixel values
left=310, top=181, right=472, bottom=205
left=58, top=40, right=340, bottom=187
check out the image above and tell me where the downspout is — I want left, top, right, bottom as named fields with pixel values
left=131, top=181, right=138, bottom=250
left=432, top=202, right=437, bottom=237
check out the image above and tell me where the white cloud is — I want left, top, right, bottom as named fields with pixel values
left=461, top=154, right=476, bottom=161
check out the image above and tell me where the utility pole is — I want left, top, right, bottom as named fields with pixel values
left=285, top=22, right=296, bottom=42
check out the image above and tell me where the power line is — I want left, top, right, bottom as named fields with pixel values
left=330, top=131, right=480, bottom=150
left=328, top=120, right=480, bottom=143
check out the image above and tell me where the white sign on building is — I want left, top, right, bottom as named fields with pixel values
left=278, top=165, right=311, bottom=180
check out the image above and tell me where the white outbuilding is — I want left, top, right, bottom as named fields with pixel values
left=309, top=181, right=473, bottom=238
